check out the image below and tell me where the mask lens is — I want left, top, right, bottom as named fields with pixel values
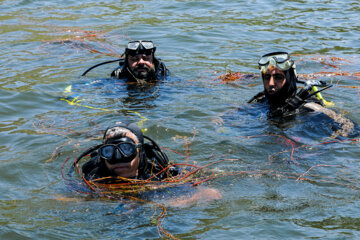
left=100, top=136, right=139, bottom=164
left=100, top=145, right=115, bottom=159
left=119, top=143, right=136, bottom=157
left=141, top=41, right=154, bottom=50
left=259, top=52, right=289, bottom=65
left=127, top=41, right=140, bottom=50
left=259, top=56, right=270, bottom=65
left=273, top=53, right=289, bottom=63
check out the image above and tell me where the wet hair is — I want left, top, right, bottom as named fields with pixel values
left=103, top=123, right=144, bottom=144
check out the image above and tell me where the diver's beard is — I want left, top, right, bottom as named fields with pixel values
left=265, top=70, right=297, bottom=108
left=265, top=89, right=288, bottom=107
left=265, top=83, right=294, bottom=107
left=132, top=66, right=156, bottom=80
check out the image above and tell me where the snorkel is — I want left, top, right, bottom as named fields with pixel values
left=297, top=79, right=334, bottom=107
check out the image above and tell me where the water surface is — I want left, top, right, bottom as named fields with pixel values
left=0, top=0, right=359, bottom=239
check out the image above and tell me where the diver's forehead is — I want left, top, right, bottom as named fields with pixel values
left=104, top=127, right=139, bottom=144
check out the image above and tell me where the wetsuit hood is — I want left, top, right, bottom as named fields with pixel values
left=263, top=67, right=297, bottom=107
left=103, top=122, right=144, bottom=145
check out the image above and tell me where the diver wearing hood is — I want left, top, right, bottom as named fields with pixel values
left=260, top=52, right=298, bottom=107
left=249, top=52, right=323, bottom=116
left=81, top=40, right=169, bottom=82
left=80, top=122, right=178, bottom=181
left=110, top=40, right=169, bottom=82
left=248, top=52, right=355, bottom=137
left=76, top=123, right=222, bottom=206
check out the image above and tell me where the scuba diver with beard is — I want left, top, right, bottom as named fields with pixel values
left=63, top=41, right=169, bottom=112
left=111, top=40, right=169, bottom=82
left=81, top=40, right=169, bottom=82
left=248, top=52, right=355, bottom=137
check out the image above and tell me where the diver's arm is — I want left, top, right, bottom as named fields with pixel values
left=168, top=187, right=222, bottom=207
left=303, top=102, right=355, bottom=138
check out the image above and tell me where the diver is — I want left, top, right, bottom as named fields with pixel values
left=76, top=122, right=221, bottom=206
left=82, top=40, right=169, bottom=83
left=80, top=122, right=177, bottom=181
left=248, top=51, right=355, bottom=137
left=63, top=41, right=168, bottom=115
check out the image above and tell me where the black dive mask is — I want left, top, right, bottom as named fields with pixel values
left=125, top=40, right=156, bottom=56
left=99, top=137, right=141, bottom=164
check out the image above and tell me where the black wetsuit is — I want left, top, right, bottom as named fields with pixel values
left=249, top=89, right=323, bottom=118
left=249, top=67, right=323, bottom=117
left=82, top=149, right=179, bottom=182
left=110, top=57, right=169, bottom=82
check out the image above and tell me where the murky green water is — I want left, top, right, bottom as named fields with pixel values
left=1, top=0, right=359, bottom=239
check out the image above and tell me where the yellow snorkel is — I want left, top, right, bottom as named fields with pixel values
left=311, top=85, right=334, bottom=108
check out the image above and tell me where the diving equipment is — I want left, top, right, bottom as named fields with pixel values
left=258, top=51, right=295, bottom=73
left=99, top=137, right=141, bottom=164
left=125, top=40, right=156, bottom=56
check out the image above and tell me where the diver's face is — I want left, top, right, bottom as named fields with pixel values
left=262, top=68, right=286, bottom=95
left=127, top=53, right=155, bottom=80
left=104, top=131, right=141, bottom=178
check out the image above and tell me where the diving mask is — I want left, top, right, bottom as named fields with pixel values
left=258, top=52, right=294, bottom=73
left=126, top=40, right=156, bottom=56
left=99, top=137, right=141, bottom=164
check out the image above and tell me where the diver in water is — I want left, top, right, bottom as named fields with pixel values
left=111, top=40, right=169, bottom=82
left=80, top=122, right=177, bottom=181
left=248, top=51, right=355, bottom=137
left=77, top=122, right=221, bottom=206
left=82, top=40, right=169, bottom=83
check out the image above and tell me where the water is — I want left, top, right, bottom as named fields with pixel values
left=1, top=0, right=359, bottom=239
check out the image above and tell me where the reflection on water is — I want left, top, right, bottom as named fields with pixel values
left=63, top=77, right=162, bottom=110
left=0, top=0, right=360, bottom=239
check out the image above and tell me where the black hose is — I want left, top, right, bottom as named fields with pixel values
left=81, top=59, right=122, bottom=76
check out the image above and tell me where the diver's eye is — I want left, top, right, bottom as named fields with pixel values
left=263, top=74, right=271, bottom=81
left=263, top=74, right=285, bottom=82
left=273, top=74, right=285, bottom=82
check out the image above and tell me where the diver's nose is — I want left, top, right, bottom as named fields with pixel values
left=269, top=75, right=275, bottom=86
left=137, top=55, right=146, bottom=64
